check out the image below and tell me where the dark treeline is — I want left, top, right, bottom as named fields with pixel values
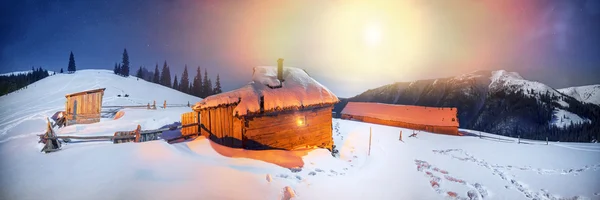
left=110, top=48, right=222, bottom=98
left=133, top=64, right=222, bottom=98
left=0, top=67, right=52, bottom=96
left=1, top=51, right=76, bottom=96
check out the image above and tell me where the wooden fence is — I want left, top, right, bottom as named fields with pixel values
left=181, top=111, right=199, bottom=136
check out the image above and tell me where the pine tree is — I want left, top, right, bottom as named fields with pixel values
left=213, top=74, right=222, bottom=94
left=160, top=61, right=171, bottom=87
left=67, top=51, right=76, bottom=73
left=60, top=68, right=64, bottom=73
left=173, top=75, right=179, bottom=90
left=136, top=66, right=143, bottom=78
left=121, top=49, right=130, bottom=76
left=202, top=69, right=212, bottom=97
left=153, top=64, right=160, bottom=83
left=113, top=63, right=119, bottom=74
left=192, top=67, right=202, bottom=97
left=180, top=65, right=190, bottom=94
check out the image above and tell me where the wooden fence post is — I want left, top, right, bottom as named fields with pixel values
left=368, top=127, right=372, bottom=156
left=399, top=131, right=402, bottom=141
left=518, top=135, right=520, bottom=144
left=164, top=100, right=167, bottom=109
left=546, top=137, right=548, bottom=145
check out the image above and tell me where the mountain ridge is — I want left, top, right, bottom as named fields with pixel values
left=343, top=69, right=600, bottom=142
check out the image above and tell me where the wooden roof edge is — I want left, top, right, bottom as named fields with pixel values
left=65, top=88, right=106, bottom=97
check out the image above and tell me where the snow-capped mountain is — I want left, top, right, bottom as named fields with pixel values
left=558, top=85, right=600, bottom=106
left=345, top=70, right=600, bottom=142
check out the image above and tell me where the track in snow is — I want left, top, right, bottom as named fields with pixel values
left=432, top=149, right=597, bottom=200
left=415, top=159, right=488, bottom=200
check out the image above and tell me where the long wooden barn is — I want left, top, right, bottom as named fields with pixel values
left=341, top=102, right=460, bottom=135
left=65, top=88, right=105, bottom=125
left=189, top=59, right=339, bottom=150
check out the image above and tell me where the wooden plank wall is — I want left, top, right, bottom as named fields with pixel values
left=341, top=114, right=459, bottom=135
left=243, top=106, right=333, bottom=150
left=181, top=111, right=199, bottom=136
left=199, top=105, right=243, bottom=148
left=65, top=92, right=103, bottom=125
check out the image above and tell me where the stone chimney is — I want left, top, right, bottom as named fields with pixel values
left=277, top=58, right=284, bottom=82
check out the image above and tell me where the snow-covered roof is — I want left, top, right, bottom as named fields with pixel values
left=193, top=66, right=339, bottom=116
left=341, top=102, right=459, bottom=127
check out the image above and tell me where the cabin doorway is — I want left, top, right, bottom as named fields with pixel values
left=73, top=100, right=78, bottom=120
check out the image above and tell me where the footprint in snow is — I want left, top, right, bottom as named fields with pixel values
left=315, top=168, right=324, bottom=173
left=308, top=171, right=316, bottom=176
left=277, top=174, right=289, bottom=179
left=290, top=168, right=302, bottom=173
left=330, top=170, right=338, bottom=175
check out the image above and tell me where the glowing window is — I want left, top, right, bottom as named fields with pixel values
left=297, top=116, right=307, bottom=127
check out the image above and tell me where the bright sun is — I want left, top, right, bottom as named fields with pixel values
left=364, top=23, right=382, bottom=46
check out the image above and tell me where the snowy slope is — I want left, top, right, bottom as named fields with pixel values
left=558, top=85, right=600, bottom=106
left=0, top=70, right=54, bottom=76
left=0, top=69, right=599, bottom=200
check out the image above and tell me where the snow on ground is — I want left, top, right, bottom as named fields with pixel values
left=558, top=85, right=600, bottom=106
left=551, top=109, right=592, bottom=128
left=1, top=70, right=599, bottom=200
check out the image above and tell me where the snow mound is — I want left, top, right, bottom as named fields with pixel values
left=558, top=85, right=600, bottom=106
left=194, top=66, right=339, bottom=116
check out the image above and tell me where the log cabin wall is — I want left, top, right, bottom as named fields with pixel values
left=181, top=111, right=199, bottom=136
left=65, top=90, right=104, bottom=125
left=243, top=105, right=333, bottom=150
left=199, top=105, right=243, bottom=148
left=341, top=114, right=459, bottom=135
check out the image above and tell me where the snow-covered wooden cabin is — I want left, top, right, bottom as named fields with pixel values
left=65, top=88, right=105, bottom=125
left=341, top=102, right=460, bottom=135
left=192, top=59, right=339, bottom=150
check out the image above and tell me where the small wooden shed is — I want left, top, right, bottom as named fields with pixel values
left=191, top=60, right=339, bottom=150
left=341, top=102, right=460, bottom=135
left=65, top=88, right=105, bottom=125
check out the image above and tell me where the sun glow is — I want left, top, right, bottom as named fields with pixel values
left=316, top=1, right=431, bottom=79
left=364, top=23, right=382, bottom=47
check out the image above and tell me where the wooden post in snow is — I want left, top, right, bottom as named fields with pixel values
left=399, top=131, right=403, bottom=142
left=518, top=135, right=520, bottom=144
left=546, top=137, right=548, bottom=145
left=163, top=100, right=167, bottom=109
left=479, top=132, right=482, bottom=139
left=153, top=100, right=156, bottom=109
left=368, top=127, right=372, bottom=156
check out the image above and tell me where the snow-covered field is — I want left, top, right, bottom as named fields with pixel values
left=1, top=70, right=599, bottom=200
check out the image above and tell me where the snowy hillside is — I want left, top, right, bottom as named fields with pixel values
left=0, top=69, right=54, bottom=76
left=559, top=85, right=600, bottom=106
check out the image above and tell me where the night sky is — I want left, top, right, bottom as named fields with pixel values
left=1, top=0, right=600, bottom=97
